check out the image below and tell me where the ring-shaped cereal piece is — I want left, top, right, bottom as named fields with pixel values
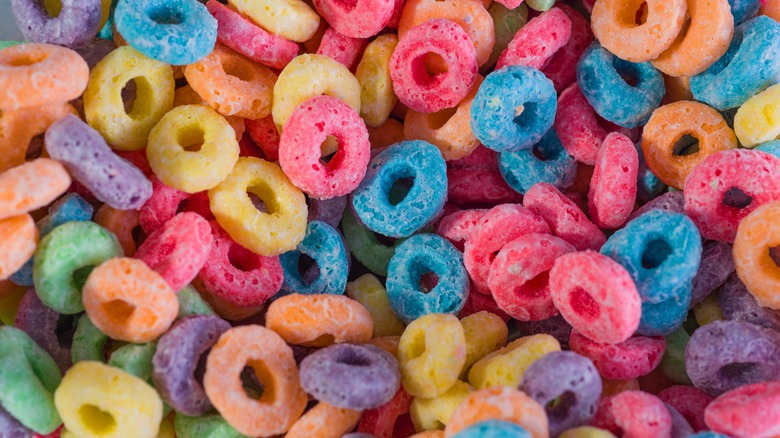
left=33, top=221, right=123, bottom=315
left=591, top=391, right=672, bottom=438
left=683, top=149, right=780, bottom=242
left=541, top=4, right=593, bottom=93
left=341, top=207, right=400, bottom=277
left=174, top=413, right=245, bottom=438
left=576, top=43, right=665, bottom=129
left=641, top=100, right=738, bottom=189
left=0, top=101, right=77, bottom=173
left=11, top=0, right=102, bottom=48
left=453, top=420, right=532, bottom=438
left=185, top=44, right=277, bottom=120
left=279, top=96, right=370, bottom=199
left=356, top=34, right=399, bottom=128
left=444, top=386, right=548, bottom=438
left=228, top=0, right=320, bottom=42
left=690, top=16, right=780, bottom=110
left=0, top=326, right=61, bottom=434
left=398, top=0, right=495, bottom=67
left=471, top=66, right=557, bottom=153
left=569, top=331, right=666, bottom=381
left=409, top=380, right=473, bottom=431
left=147, top=105, right=239, bottom=193
left=588, top=132, right=639, bottom=229
left=265, top=293, right=373, bottom=346
left=390, top=19, right=478, bottom=113
left=114, top=0, right=217, bottom=65
left=764, top=0, right=780, bottom=21
left=70, top=314, right=109, bottom=364
left=734, top=201, right=780, bottom=309
left=0, top=158, right=71, bottom=222
left=0, top=215, right=37, bottom=281
left=152, top=315, right=231, bottom=415
left=204, top=325, right=308, bottom=436
left=95, top=204, right=141, bottom=257
left=398, top=313, right=466, bottom=398
left=208, top=156, right=307, bottom=257
left=590, top=0, right=687, bottom=63
left=704, top=381, right=780, bottom=437
left=404, top=75, right=483, bottom=161
left=498, top=128, right=577, bottom=195
left=280, top=221, right=349, bottom=295
left=0, top=43, right=88, bottom=111
left=54, top=361, right=163, bottom=438
left=273, top=54, right=361, bottom=131
left=495, top=7, right=572, bottom=70
left=352, top=141, right=448, bottom=238
left=14, top=289, right=74, bottom=372
left=651, top=0, right=733, bottom=77
left=386, top=233, right=470, bottom=323
left=84, top=45, right=175, bottom=151
left=357, top=388, right=413, bottom=438
left=287, top=402, right=361, bottom=438
left=314, top=0, right=394, bottom=38
left=549, top=251, right=642, bottom=345
left=135, top=212, right=213, bottom=291
left=734, top=83, right=780, bottom=147
left=82, top=257, right=179, bottom=343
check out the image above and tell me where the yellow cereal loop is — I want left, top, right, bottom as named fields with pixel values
left=84, top=46, right=175, bottom=151
left=399, top=313, right=467, bottom=399
left=734, top=83, right=780, bottom=147
left=356, top=34, right=399, bottom=128
left=273, top=54, right=361, bottom=131
left=559, top=426, right=617, bottom=438
left=156, top=417, right=175, bottom=438
left=693, top=293, right=724, bottom=326
left=346, top=274, right=406, bottom=337
left=208, top=157, right=307, bottom=256
left=410, top=380, right=474, bottom=431
left=147, top=105, right=239, bottom=194
left=54, top=361, right=163, bottom=438
left=228, top=0, right=320, bottom=42
left=468, top=334, right=560, bottom=389
left=460, top=311, right=508, bottom=378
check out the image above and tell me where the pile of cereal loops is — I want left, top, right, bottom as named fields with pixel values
left=2, top=0, right=780, bottom=436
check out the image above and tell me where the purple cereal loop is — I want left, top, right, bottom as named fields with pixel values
left=11, top=0, right=103, bottom=48
left=13, top=289, right=72, bottom=373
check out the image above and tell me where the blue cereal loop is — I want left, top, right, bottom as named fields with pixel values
left=498, top=128, right=576, bottom=195
left=280, top=221, right=349, bottom=296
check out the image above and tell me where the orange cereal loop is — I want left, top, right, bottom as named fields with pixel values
left=411, top=432, right=446, bottom=438
left=651, top=0, right=733, bottom=77
left=641, top=100, right=737, bottom=189
left=734, top=201, right=780, bottom=310
left=265, top=293, right=373, bottom=347
left=0, top=43, right=89, bottom=111
left=204, top=325, right=308, bottom=437
left=369, top=336, right=401, bottom=357
left=173, top=85, right=246, bottom=141
left=398, top=0, right=495, bottom=67
left=368, top=118, right=405, bottom=149
left=0, top=214, right=37, bottom=281
left=444, top=386, right=549, bottom=438
left=0, top=102, right=77, bottom=173
left=661, top=75, right=693, bottom=105
left=184, top=44, right=277, bottom=120
left=404, top=75, right=483, bottom=161
left=591, top=0, right=688, bottom=63
left=286, top=402, right=361, bottom=438
left=763, top=0, right=780, bottom=22
left=191, top=277, right=264, bottom=321
left=82, top=257, right=179, bottom=343
left=0, top=158, right=71, bottom=221
left=94, top=204, right=141, bottom=257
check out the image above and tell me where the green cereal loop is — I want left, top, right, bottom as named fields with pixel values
left=71, top=314, right=108, bottom=364
left=0, top=41, right=23, bottom=50
left=526, top=0, right=555, bottom=11
left=485, top=2, right=528, bottom=70
left=660, top=327, right=692, bottom=385
left=177, top=285, right=216, bottom=318
left=0, top=327, right=62, bottom=434
left=341, top=209, right=398, bottom=277
left=33, top=221, right=123, bottom=314
left=174, top=413, right=249, bottom=438
left=109, top=342, right=157, bottom=382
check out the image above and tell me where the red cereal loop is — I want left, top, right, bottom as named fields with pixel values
left=524, top=183, right=606, bottom=251
left=245, top=116, right=281, bottom=162
left=489, top=233, right=576, bottom=322
left=457, top=288, right=512, bottom=323
left=549, top=251, right=641, bottom=344
left=314, top=0, right=395, bottom=38
left=569, top=331, right=666, bottom=380
left=435, top=209, right=489, bottom=251
left=389, top=18, right=478, bottom=113
left=555, top=83, right=609, bottom=166
left=684, top=149, right=780, bottom=242
left=139, top=176, right=192, bottom=234
left=135, top=212, right=214, bottom=292
left=447, top=146, right=523, bottom=205
left=592, top=391, right=673, bottom=438
left=463, top=204, right=550, bottom=294
left=658, top=385, right=713, bottom=432
left=496, top=7, right=572, bottom=71
left=588, top=132, right=639, bottom=229
left=357, top=388, right=413, bottom=438
left=278, top=95, right=371, bottom=199
left=316, top=27, right=369, bottom=71
left=197, top=221, right=283, bottom=307
left=704, top=381, right=780, bottom=437
left=541, top=4, right=594, bottom=93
